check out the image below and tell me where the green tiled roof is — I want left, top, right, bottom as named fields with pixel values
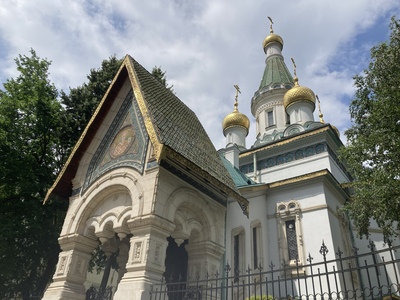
left=259, top=56, right=294, bottom=89
left=220, top=155, right=257, bottom=188
left=130, top=57, right=239, bottom=192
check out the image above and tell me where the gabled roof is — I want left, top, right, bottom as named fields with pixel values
left=45, top=55, right=248, bottom=213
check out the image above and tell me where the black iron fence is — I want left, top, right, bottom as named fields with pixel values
left=150, top=242, right=400, bottom=300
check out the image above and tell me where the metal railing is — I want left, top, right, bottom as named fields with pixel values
left=150, top=242, right=400, bottom=300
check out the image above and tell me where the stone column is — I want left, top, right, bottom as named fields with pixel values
left=116, top=238, right=130, bottom=284
left=113, top=215, right=175, bottom=300
left=185, top=240, right=225, bottom=280
left=42, top=234, right=98, bottom=300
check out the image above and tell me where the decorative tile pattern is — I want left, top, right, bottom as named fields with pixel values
left=83, top=89, right=149, bottom=192
left=240, top=143, right=328, bottom=174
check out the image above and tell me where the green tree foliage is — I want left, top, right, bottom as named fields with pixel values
left=0, top=49, right=68, bottom=298
left=340, top=17, right=400, bottom=243
left=60, top=55, right=123, bottom=156
left=152, top=66, right=174, bottom=93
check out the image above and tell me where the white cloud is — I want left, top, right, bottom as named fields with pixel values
left=0, top=0, right=399, bottom=149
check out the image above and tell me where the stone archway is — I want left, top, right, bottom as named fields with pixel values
left=162, top=188, right=226, bottom=281
left=83, top=190, right=133, bottom=295
left=43, top=172, right=143, bottom=300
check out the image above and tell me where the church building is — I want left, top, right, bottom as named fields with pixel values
left=42, top=21, right=399, bottom=300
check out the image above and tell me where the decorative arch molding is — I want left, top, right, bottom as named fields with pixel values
left=66, top=169, right=144, bottom=237
left=85, top=205, right=132, bottom=240
left=163, top=187, right=225, bottom=245
left=255, top=100, right=284, bottom=119
left=283, top=124, right=305, bottom=137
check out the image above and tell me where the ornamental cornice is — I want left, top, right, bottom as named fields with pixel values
left=241, top=126, right=330, bottom=158
left=268, top=169, right=329, bottom=189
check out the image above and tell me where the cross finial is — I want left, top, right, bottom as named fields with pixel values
left=291, top=57, right=297, bottom=78
left=316, top=95, right=325, bottom=123
left=268, top=16, right=274, bottom=34
left=233, top=84, right=241, bottom=111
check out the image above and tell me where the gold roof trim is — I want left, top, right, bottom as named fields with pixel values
left=268, top=169, right=329, bottom=189
left=125, top=57, right=164, bottom=161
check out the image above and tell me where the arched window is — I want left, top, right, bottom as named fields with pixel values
left=276, top=201, right=305, bottom=271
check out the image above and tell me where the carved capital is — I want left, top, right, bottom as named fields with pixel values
left=128, top=214, right=175, bottom=237
left=58, top=233, right=98, bottom=253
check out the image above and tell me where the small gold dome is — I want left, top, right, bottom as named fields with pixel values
left=222, top=108, right=250, bottom=135
left=263, top=33, right=284, bottom=50
left=283, top=78, right=316, bottom=110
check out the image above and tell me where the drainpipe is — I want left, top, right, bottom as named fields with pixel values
left=253, top=153, right=257, bottom=182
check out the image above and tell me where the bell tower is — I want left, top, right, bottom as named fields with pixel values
left=251, top=17, right=294, bottom=139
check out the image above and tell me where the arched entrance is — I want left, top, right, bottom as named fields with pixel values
left=164, top=236, right=188, bottom=282
left=164, top=236, right=189, bottom=300
left=162, top=188, right=227, bottom=283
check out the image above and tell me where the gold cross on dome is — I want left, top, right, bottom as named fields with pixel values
left=268, top=16, right=274, bottom=34
left=233, top=84, right=241, bottom=110
left=291, top=57, right=297, bottom=78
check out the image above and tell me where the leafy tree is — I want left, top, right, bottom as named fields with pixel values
left=340, top=17, right=400, bottom=243
left=152, top=66, right=174, bottom=93
left=60, top=55, right=123, bottom=156
left=0, top=49, right=68, bottom=298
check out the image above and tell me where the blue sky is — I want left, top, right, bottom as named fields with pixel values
left=0, top=0, right=399, bottom=149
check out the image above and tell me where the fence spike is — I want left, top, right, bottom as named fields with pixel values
left=336, top=246, right=343, bottom=258
left=368, top=239, right=376, bottom=252
left=319, top=240, right=329, bottom=258
left=269, top=261, right=275, bottom=270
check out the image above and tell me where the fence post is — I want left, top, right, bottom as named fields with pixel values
left=320, top=241, right=331, bottom=298
left=336, top=247, right=347, bottom=299
left=307, top=253, right=316, bottom=299
left=225, top=262, right=231, bottom=300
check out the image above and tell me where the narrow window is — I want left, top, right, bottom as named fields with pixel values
left=267, top=110, right=274, bottom=127
left=253, top=226, right=258, bottom=268
left=234, top=234, right=240, bottom=281
left=276, top=201, right=304, bottom=270
left=286, top=220, right=298, bottom=261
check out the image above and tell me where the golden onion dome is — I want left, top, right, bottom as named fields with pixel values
left=283, top=77, right=316, bottom=110
left=222, top=106, right=250, bottom=135
left=263, top=33, right=284, bottom=50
